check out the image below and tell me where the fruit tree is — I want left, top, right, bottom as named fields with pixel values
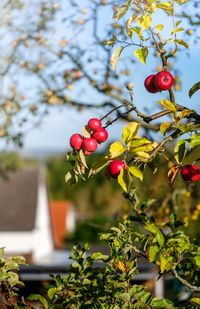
left=0, top=0, right=200, bottom=308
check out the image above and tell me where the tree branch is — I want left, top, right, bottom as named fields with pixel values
left=173, top=269, right=200, bottom=292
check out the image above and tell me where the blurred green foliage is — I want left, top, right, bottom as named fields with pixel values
left=47, top=148, right=200, bottom=241
left=67, top=215, right=116, bottom=244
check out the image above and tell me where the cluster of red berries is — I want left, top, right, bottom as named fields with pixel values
left=180, top=165, right=200, bottom=182
left=69, top=118, right=108, bottom=156
left=144, top=71, right=174, bottom=93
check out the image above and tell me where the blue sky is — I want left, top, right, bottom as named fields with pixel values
left=19, top=1, right=200, bottom=155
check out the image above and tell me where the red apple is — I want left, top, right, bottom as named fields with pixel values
left=108, top=160, right=126, bottom=179
left=154, top=71, right=174, bottom=91
left=92, top=128, right=108, bottom=144
left=88, top=118, right=102, bottom=131
left=144, top=74, right=158, bottom=93
left=180, top=164, right=200, bottom=182
left=82, top=137, right=98, bottom=152
left=70, top=133, right=83, bottom=150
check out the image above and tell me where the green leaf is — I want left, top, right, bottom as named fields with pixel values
left=48, top=287, right=57, bottom=299
left=174, top=39, right=189, bottom=48
left=151, top=298, right=175, bottom=308
left=129, top=138, right=156, bottom=153
left=92, top=252, right=109, bottom=261
left=155, top=24, right=164, bottom=31
left=110, top=46, right=124, bottom=70
left=128, top=165, right=143, bottom=181
left=148, top=245, right=159, bottom=262
left=159, top=99, right=176, bottom=112
left=7, top=271, right=19, bottom=287
left=174, top=140, right=187, bottom=164
left=118, top=168, right=128, bottom=192
left=116, top=292, right=130, bottom=301
left=190, top=133, right=200, bottom=150
left=27, top=294, right=48, bottom=309
left=145, top=223, right=164, bottom=247
left=82, top=278, right=91, bottom=285
left=130, top=27, right=143, bottom=38
left=102, top=36, right=117, bottom=46
left=194, top=255, right=200, bottom=267
left=8, top=256, right=26, bottom=265
left=189, top=81, right=200, bottom=98
left=138, top=15, right=152, bottom=29
left=171, top=27, right=184, bottom=35
left=109, top=141, right=125, bottom=158
left=122, top=122, right=140, bottom=144
left=160, top=122, right=171, bottom=135
left=134, top=47, right=148, bottom=64
left=5, top=261, right=19, bottom=271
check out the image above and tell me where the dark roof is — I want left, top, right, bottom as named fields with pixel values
left=0, top=167, right=39, bottom=231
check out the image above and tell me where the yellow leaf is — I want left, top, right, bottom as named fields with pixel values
left=138, top=15, right=152, bottom=29
left=159, top=99, right=176, bottom=112
left=109, top=141, right=125, bottom=158
left=115, top=261, right=126, bottom=272
left=122, top=122, right=140, bottom=144
left=128, top=165, right=143, bottom=181
left=135, top=151, right=150, bottom=159
left=156, top=2, right=173, bottom=15
left=159, top=255, right=171, bottom=273
left=117, top=169, right=128, bottom=192
left=189, top=298, right=200, bottom=306
left=155, top=24, right=164, bottom=31
left=160, top=122, right=171, bottom=135
left=134, top=47, right=148, bottom=64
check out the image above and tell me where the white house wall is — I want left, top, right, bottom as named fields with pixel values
left=32, top=166, right=53, bottom=263
left=0, top=231, right=33, bottom=254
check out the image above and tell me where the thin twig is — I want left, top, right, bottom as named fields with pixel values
left=173, top=270, right=200, bottom=292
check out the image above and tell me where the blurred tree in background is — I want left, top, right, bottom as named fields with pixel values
left=0, top=0, right=199, bottom=148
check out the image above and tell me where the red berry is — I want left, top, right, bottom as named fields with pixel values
left=180, top=164, right=200, bottom=182
left=88, top=118, right=102, bottom=131
left=108, top=160, right=126, bottom=179
left=144, top=74, right=158, bottom=93
left=70, top=133, right=83, bottom=150
left=82, top=138, right=98, bottom=152
left=154, top=71, right=174, bottom=91
left=92, top=128, right=108, bottom=144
